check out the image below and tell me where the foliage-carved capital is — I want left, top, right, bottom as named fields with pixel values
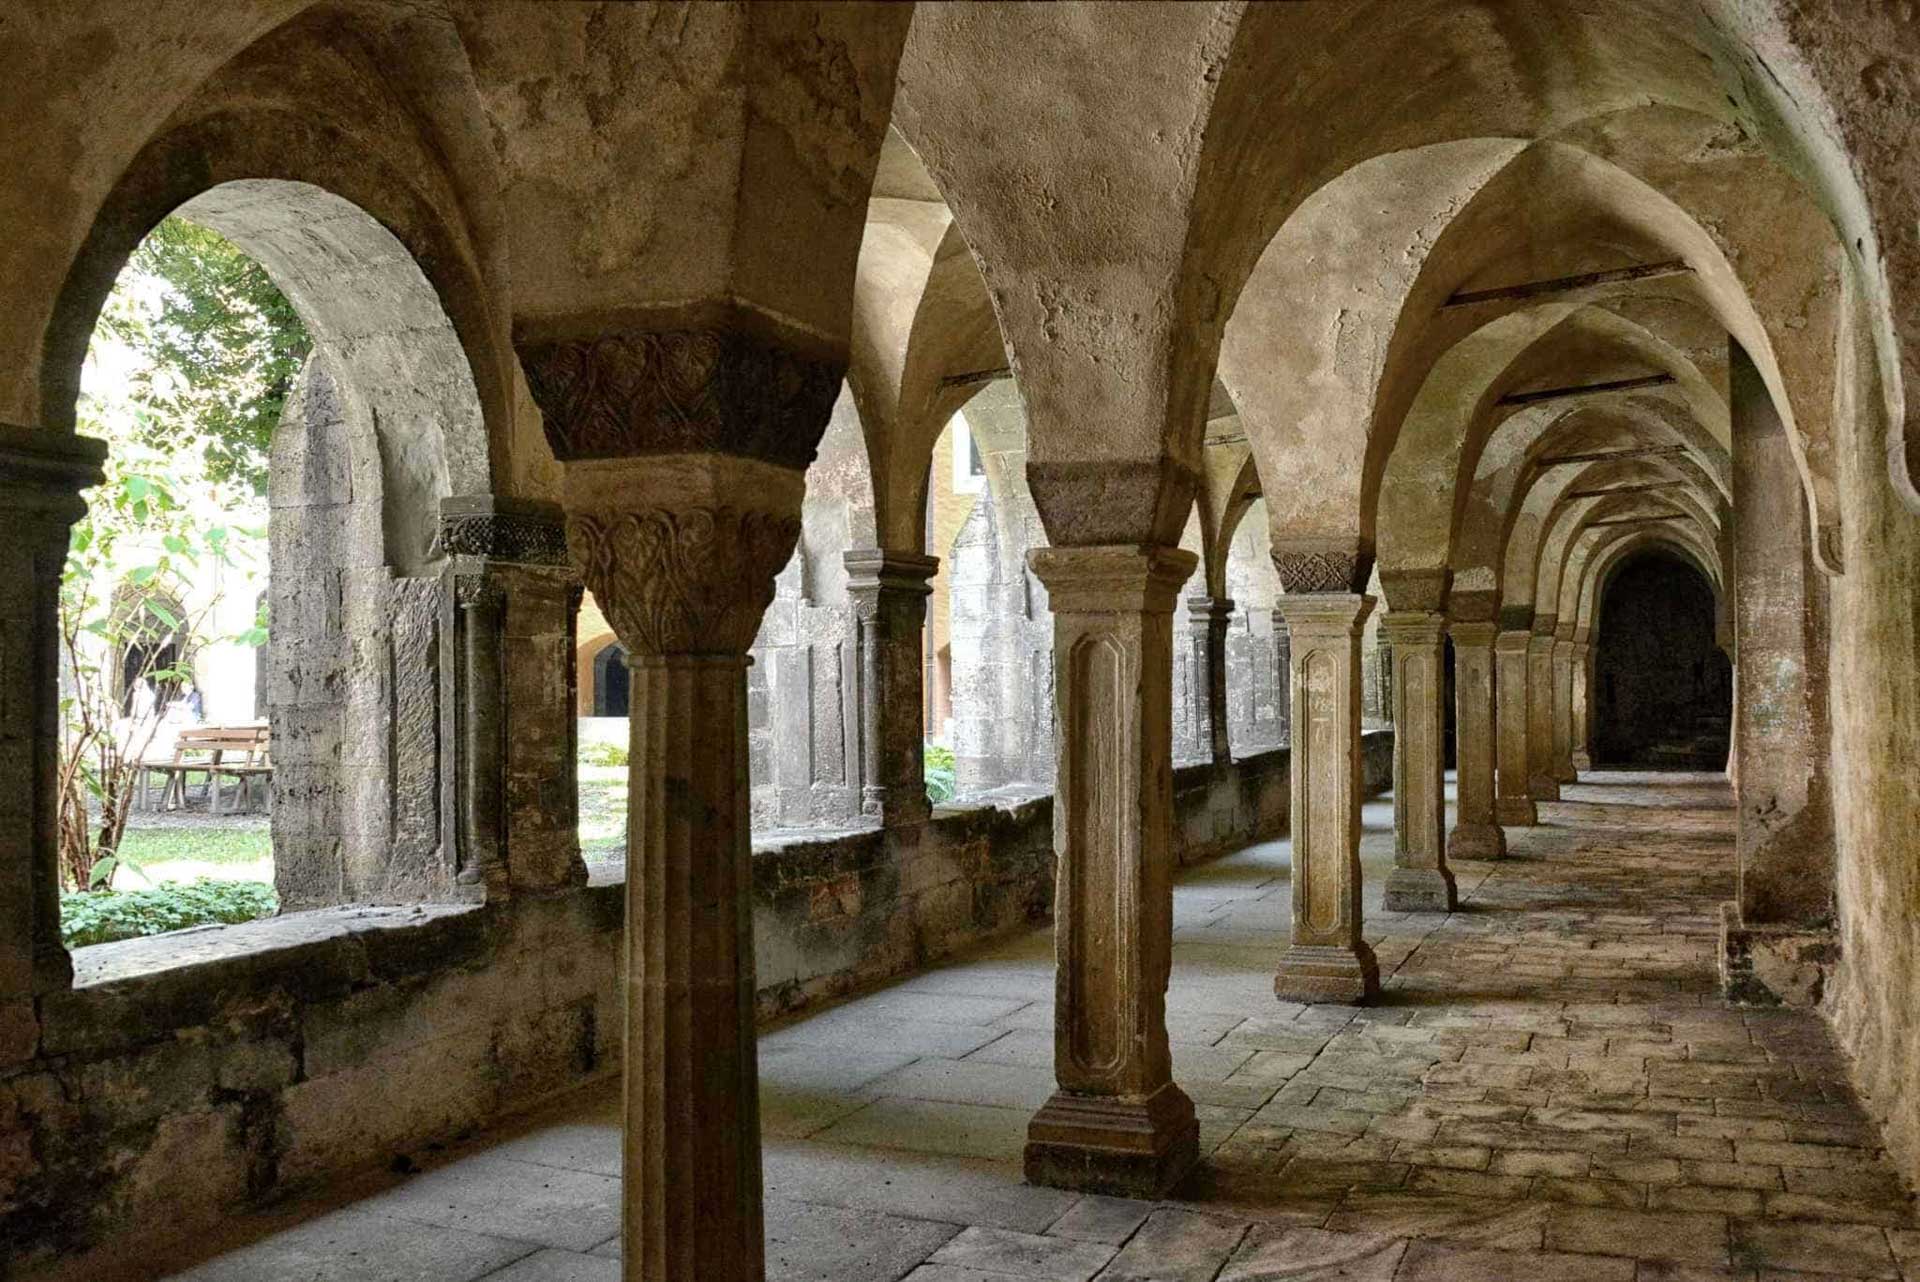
left=519, top=330, right=843, bottom=470
left=566, top=505, right=800, bottom=656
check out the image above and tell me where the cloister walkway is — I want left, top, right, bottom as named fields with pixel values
left=153, top=773, right=1916, bottom=1282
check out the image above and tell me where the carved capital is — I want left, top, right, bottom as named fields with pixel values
left=567, top=505, right=800, bottom=656
left=1380, top=610, right=1447, bottom=649
left=1272, top=544, right=1369, bottom=595
left=438, top=497, right=570, bottom=566
left=519, top=330, right=842, bottom=469
left=1448, top=619, right=1500, bottom=649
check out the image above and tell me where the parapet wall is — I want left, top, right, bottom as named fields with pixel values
left=4, top=734, right=1390, bottom=1273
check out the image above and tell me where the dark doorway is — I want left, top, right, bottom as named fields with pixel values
left=1593, top=551, right=1730, bottom=767
left=593, top=642, right=630, bottom=717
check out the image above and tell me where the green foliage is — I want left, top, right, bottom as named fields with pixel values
left=578, top=740, right=631, bottom=768
left=97, top=217, right=310, bottom=496
left=61, top=880, right=277, bottom=949
left=924, top=743, right=958, bottom=804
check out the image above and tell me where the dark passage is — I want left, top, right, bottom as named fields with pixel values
left=1593, top=551, right=1730, bottom=767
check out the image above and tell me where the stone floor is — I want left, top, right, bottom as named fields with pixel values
left=147, top=771, right=1914, bottom=1282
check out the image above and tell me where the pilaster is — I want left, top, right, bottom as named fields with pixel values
left=1494, top=628, right=1537, bottom=827
left=844, top=549, right=939, bottom=825
left=1272, top=588, right=1380, bottom=1003
left=1273, top=610, right=1292, bottom=744
left=1382, top=612, right=1456, bottom=912
left=1023, top=544, right=1199, bottom=1197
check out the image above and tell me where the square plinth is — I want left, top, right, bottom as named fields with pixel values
left=1273, top=942, right=1380, bottom=1004
left=1024, top=1083, right=1199, bottom=1198
left=1495, top=797, right=1537, bottom=827
left=1447, top=821, right=1507, bottom=860
left=1383, top=865, right=1457, bottom=913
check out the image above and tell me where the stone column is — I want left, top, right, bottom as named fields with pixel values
left=0, top=428, right=105, bottom=1066
left=1272, top=587, right=1380, bottom=1003
left=844, top=549, right=938, bottom=825
left=1526, top=623, right=1560, bottom=802
left=1186, top=595, right=1234, bottom=766
left=1023, top=545, right=1199, bottom=1198
left=522, top=328, right=840, bottom=1282
left=1273, top=610, right=1292, bottom=744
left=1448, top=621, right=1506, bottom=857
left=438, top=496, right=590, bottom=898
left=1721, top=340, right=1835, bottom=1007
left=1494, top=628, right=1537, bottom=826
left=1382, top=612, right=1456, bottom=911
left=1551, top=622, right=1578, bottom=784
left=1571, top=631, right=1594, bottom=772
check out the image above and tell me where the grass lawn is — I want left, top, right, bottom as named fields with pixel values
left=579, top=765, right=628, bottom=864
left=112, top=825, right=273, bottom=887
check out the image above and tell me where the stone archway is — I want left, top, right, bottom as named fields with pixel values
left=164, top=180, right=492, bottom=910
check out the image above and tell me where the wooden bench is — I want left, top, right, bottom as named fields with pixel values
left=147, top=725, right=272, bottom=815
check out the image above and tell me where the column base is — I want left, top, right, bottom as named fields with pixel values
left=1719, top=902, right=1839, bottom=1008
left=1572, top=751, right=1593, bottom=771
left=1447, top=821, right=1507, bottom=859
left=1383, top=866, right=1457, bottom=913
left=1024, top=1082, right=1199, bottom=1197
left=1274, top=941, right=1380, bottom=1004
left=1530, top=776, right=1561, bottom=802
left=1554, top=764, right=1577, bottom=784
left=1495, top=796, right=1537, bottom=826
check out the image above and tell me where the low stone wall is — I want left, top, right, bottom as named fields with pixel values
left=5, top=734, right=1391, bottom=1272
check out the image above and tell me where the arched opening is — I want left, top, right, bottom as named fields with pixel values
left=60, top=178, right=492, bottom=935
left=1593, top=550, right=1730, bottom=767
left=591, top=642, right=630, bottom=718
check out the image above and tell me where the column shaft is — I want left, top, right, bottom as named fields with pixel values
left=1273, top=612, right=1292, bottom=744
left=845, top=550, right=939, bottom=825
left=0, top=429, right=104, bottom=1067
left=625, top=654, right=760, bottom=1277
left=1526, top=629, right=1560, bottom=802
left=1571, top=637, right=1594, bottom=772
left=1382, top=612, right=1456, bottom=911
left=1273, top=592, right=1381, bottom=1002
left=1024, top=545, right=1198, bottom=1197
left=1447, top=622, right=1505, bottom=858
left=1186, top=596, right=1234, bottom=766
left=1494, top=629, right=1537, bottom=826
left=1552, top=629, right=1578, bottom=783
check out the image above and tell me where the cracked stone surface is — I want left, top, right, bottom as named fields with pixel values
left=146, top=772, right=1914, bottom=1282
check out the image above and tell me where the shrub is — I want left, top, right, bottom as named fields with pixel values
left=578, top=740, right=630, bottom=768
left=924, top=743, right=958, bottom=804
left=61, top=880, right=277, bottom=948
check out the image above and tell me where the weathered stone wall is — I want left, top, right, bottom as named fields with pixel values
left=1, top=733, right=1391, bottom=1270
left=1823, top=291, right=1920, bottom=1188
left=747, top=388, right=877, bottom=830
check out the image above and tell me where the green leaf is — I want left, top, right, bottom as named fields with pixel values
left=124, top=475, right=151, bottom=502
left=147, top=602, right=181, bottom=630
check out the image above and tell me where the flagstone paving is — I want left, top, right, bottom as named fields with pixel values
left=151, top=771, right=1915, bottom=1282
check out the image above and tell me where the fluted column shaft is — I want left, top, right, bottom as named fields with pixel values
left=1024, top=545, right=1198, bottom=1197
left=1186, top=595, right=1234, bottom=766
left=845, top=549, right=938, bottom=825
left=521, top=324, right=844, bottom=1282
left=1382, top=612, right=1456, bottom=912
left=1448, top=622, right=1506, bottom=858
left=1273, top=592, right=1381, bottom=1003
left=1526, top=627, right=1560, bottom=802
left=1494, top=629, right=1538, bottom=827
